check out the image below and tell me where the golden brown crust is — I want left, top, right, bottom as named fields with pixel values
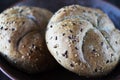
left=46, top=5, right=120, bottom=76
left=0, top=6, right=55, bottom=73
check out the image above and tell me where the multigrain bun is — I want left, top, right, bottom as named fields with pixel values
left=0, top=6, right=56, bottom=73
left=46, top=5, right=120, bottom=76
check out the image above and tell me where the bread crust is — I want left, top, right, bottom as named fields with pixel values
left=46, top=5, right=120, bottom=76
left=0, top=6, right=55, bottom=73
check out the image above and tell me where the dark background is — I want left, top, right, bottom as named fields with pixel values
left=0, top=0, right=120, bottom=80
left=0, top=0, right=120, bottom=13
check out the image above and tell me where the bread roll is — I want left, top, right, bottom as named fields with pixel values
left=0, top=6, right=56, bottom=73
left=46, top=5, right=120, bottom=76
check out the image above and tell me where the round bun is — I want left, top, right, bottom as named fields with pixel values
left=0, top=6, right=56, bottom=73
left=46, top=5, right=120, bottom=76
